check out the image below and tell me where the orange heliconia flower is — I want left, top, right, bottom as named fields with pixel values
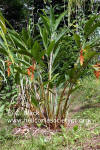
left=94, top=70, right=100, bottom=79
left=80, top=49, right=84, bottom=66
left=93, top=63, right=100, bottom=79
left=27, top=62, right=36, bottom=80
left=80, top=49, right=86, bottom=66
left=5, top=60, right=12, bottom=77
left=27, top=68, right=31, bottom=76
left=7, top=68, right=10, bottom=77
left=31, top=73, right=34, bottom=81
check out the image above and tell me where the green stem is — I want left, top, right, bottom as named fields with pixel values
left=61, top=84, right=73, bottom=120
left=47, top=52, right=53, bottom=118
left=56, top=81, right=69, bottom=119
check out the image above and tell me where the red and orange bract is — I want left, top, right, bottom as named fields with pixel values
left=80, top=48, right=86, bottom=66
left=27, top=62, right=36, bottom=80
left=93, top=63, right=100, bottom=79
left=5, top=60, right=12, bottom=77
left=94, top=71, right=100, bottom=79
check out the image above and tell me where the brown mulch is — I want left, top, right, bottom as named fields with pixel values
left=12, top=103, right=100, bottom=149
left=12, top=124, right=57, bottom=140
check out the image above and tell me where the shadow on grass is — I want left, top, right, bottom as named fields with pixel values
left=70, top=103, right=100, bottom=112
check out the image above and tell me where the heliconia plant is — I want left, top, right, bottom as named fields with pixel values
left=0, top=9, right=100, bottom=128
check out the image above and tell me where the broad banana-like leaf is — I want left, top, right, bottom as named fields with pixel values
left=84, top=50, right=96, bottom=62
left=31, top=41, right=42, bottom=61
left=84, top=15, right=100, bottom=39
left=74, top=33, right=81, bottom=48
left=85, top=22, right=100, bottom=39
left=84, top=15, right=97, bottom=33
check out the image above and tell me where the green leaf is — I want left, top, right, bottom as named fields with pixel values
left=51, top=73, right=59, bottom=82
left=13, top=49, right=32, bottom=58
left=85, top=22, right=100, bottom=39
left=27, top=37, right=34, bottom=49
left=47, top=40, right=55, bottom=56
left=54, top=11, right=67, bottom=31
left=50, top=7, right=55, bottom=27
left=39, top=14, right=50, bottom=33
left=85, top=51, right=96, bottom=62
left=38, top=25, right=48, bottom=49
left=0, top=15, right=7, bottom=34
left=14, top=66, right=27, bottom=75
left=52, top=46, right=60, bottom=65
left=8, top=30, right=27, bottom=50
left=55, top=29, right=67, bottom=43
left=0, top=30, right=15, bottom=63
left=31, top=41, right=42, bottom=61
left=43, top=27, right=48, bottom=49
left=86, top=36, right=100, bottom=48
left=84, top=15, right=96, bottom=33
left=0, top=48, right=8, bottom=55
left=73, top=125, right=78, bottom=131
left=84, top=15, right=100, bottom=39
left=15, top=72, right=20, bottom=85
left=38, top=25, right=43, bottom=38
left=17, top=59, right=30, bottom=67
left=22, top=28, right=29, bottom=42
left=74, top=33, right=81, bottom=48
